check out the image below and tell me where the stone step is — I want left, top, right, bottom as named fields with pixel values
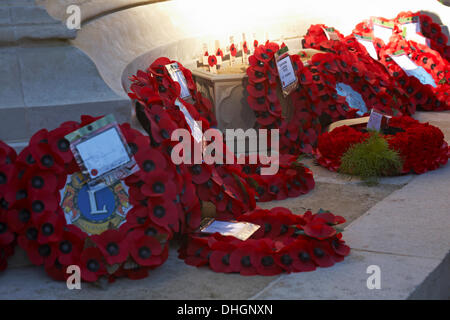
left=0, top=44, right=132, bottom=148
left=0, top=0, right=76, bottom=45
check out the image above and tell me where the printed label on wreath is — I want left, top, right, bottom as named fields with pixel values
left=372, top=19, right=394, bottom=44
left=66, top=114, right=138, bottom=186
left=335, top=82, right=368, bottom=115
left=175, top=99, right=203, bottom=143
left=275, top=46, right=298, bottom=96
left=390, top=53, right=437, bottom=87
left=367, top=109, right=384, bottom=131
left=60, top=172, right=131, bottom=235
left=166, top=62, right=191, bottom=100
left=354, top=35, right=378, bottom=60
left=200, top=219, right=260, bottom=241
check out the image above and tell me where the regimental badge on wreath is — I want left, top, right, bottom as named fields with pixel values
left=60, top=172, right=131, bottom=235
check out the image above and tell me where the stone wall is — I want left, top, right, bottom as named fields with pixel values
left=37, top=0, right=449, bottom=98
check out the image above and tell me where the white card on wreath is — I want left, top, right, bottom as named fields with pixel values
left=200, top=220, right=261, bottom=241
left=75, top=127, right=131, bottom=179
left=175, top=99, right=203, bottom=143
left=276, top=55, right=296, bottom=89
left=391, top=54, right=436, bottom=87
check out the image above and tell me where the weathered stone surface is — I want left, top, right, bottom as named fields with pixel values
left=345, top=164, right=450, bottom=260
left=0, top=48, right=24, bottom=109
left=0, top=247, right=277, bottom=300
left=39, top=0, right=449, bottom=96
left=10, top=5, right=57, bottom=25
left=18, top=45, right=122, bottom=107
left=258, top=181, right=400, bottom=228
left=251, top=250, right=443, bottom=300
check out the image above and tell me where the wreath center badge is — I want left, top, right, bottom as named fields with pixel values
left=60, top=172, right=131, bottom=235
left=60, top=115, right=136, bottom=235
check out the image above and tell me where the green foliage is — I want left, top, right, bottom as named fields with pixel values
left=339, top=132, right=403, bottom=185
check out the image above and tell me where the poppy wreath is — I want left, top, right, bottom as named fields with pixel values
left=298, top=38, right=412, bottom=121
left=351, top=12, right=450, bottom=62
left=129, top=58, right=257, bottom=219
left=130, top=56, right=318, bottom=214
left=129, top=57, right=217, bottom=128
left=4, top=115, right=195, bottom=283
left=395, top=12, right=449, bottom=61
left=0, top=141, right=17, bottom=271
left=238, top=154, right=315, bottom=202
left=379, top=34, right=450, bottom=111
left=315, top=116, right=450, bottom=174
left=246, top=41, right=323, bottom=155
left=179, top=207, right=350, bottom=275
left=302, top=24, right=345, bottom=51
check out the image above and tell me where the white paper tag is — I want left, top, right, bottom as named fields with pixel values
left=76, top=127, right=131, bottom=179
left=391, top=54, right=437, bottom=87
left=356, top=37, right=378, bottom=60
left=276, top=55, right=296, bottom=89
left=216, top=55, right=222, bottom=65
left=335, top=82, right=368, bottom=115
left=406, top=32, right=430, bottom=46
left=367, top=109, right=384, bottom=131
left=200, top=220, right=261, bottom=241
left=175, top=99, right=203, bottom=143
left=165, top=62, right=191, bottom=100
left=373, top=24, right=393, bottom=44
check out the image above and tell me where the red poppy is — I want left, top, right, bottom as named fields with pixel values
left=309, top=240, right=335, bottom=268
left=229, top=244, right=258, bottom=275
left=129, top=229, right=165, bottom=267
left=208, top=55, right=217, bottom=67
left=0, top=214, right=14, bottom=247
left=36, top=211, right=64, bottom=244
left=242, top=41, right=249, bottom=54
left=92, top=229, right=130, bottom=265
left=147, top=196, right=180, bottom=231
left=80, top=247, right=107, bottom=282
left=57, top=226, right=85, bottom=266
left=230, top=44, right=237, bottom=57
left=216, top=48, right=224, bottom=58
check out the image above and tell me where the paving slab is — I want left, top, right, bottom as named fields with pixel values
left=344, top=164, right=450, bottom=260
left=0, top=246, right=277, bottom=300
left=258, top=182, right=400, bottom=228
left=251, top=249, right=443, bottom=300
left=300, top=158, right=415, bottom=186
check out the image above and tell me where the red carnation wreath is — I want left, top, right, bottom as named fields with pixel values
left=315, top=116, right=450, bottom=174
left=179, top=207, right=350, bottom=275
left=0, top=141, right=17, bottom=271
left=6, top=115, right=200, bottom=282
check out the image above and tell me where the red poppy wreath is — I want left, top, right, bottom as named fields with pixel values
left=179, top=207, right=350, bottom=275
left=129, top=58, right=257, bottom=219
left=129, top=57, right=316, bottom=216
left=315, top=116, right=450, bottom=175
left=5, top=115, right=201, bottom=283
left=246, top=41, right=411, bottom=158
left=0, top=141, right=17, bottom=271
left=247, top=42, right=323, bottom=155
